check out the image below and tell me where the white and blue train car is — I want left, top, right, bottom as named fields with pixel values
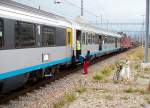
left=0, top=0, right=122, bottom=93
left=0, top=0, right=75, bottom=93
left=73, top=22, right=121, bottom=59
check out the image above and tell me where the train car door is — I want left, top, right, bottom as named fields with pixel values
left=76, top=30, right=82, bottom=59
left=66, top=28, right=73, bottom=58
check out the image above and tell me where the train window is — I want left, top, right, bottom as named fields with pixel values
left=0, top=19, right=4, bottom=48
left=90, top=34, right=93, bottom=44
left=15, top=21, right=36, bottom=48
left=86, top=33, right=88, bottom=45
left=115, top=38, right=117, bottom=48
left=104, top=36, right=107, bottom=43
left=99, top=35, right=102, bottom=42
left=95, top=35, right=99, bottom=44
left=92, top=35, right=95, bottom=44
left=88, top=34, right=91, bottom=44
left=107, top=37, right=110, bottom=43
left=42, top=26, right=55, bottom=47
left=91, top=34, right=93, bottom=44
left=82, top=33, right=86, bottom=44
left=91, top=35, right=93, bottom=44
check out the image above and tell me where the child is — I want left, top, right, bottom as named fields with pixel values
left=83, top=50, right=90, bottom=75
left=83, top=58, right=89, bottom=74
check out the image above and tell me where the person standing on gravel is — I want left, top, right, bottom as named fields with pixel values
left=83, top=51, right=90, bottom=75
left=120, top=59, right=131, bottom=81
left=124, top=59, right=130, bottom=80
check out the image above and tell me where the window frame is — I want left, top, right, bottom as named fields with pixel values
left=92, top=34, right=95, bottom=44
left=95, top=34, right=100, bottom=44
left=0, top=19, right=4, bottom=49
left=15, top=21, right=36, bottom=49
left=86, top=32, right=88, bottom=45
left=87, top=33, right=91, bottom=45
left=82, top=32, right=86, bottom=45
left=42, top=26, right=56, bottom=47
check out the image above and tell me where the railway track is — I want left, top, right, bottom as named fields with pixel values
left=0, top=50, right=128, bottom=105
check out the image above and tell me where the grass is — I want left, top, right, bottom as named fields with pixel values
left=54, top=85, right=87, bottom=108
left=101, top=67, right=112, bottom=76
left=113, top=80, right=120, bottom=84
left=76, top=86, right=87, bottom=94
left=120, top=96, right=129, bottom=100
left=134, top=63, right=140, bottom=70
left=53, top=92, right=76, bottom=108
left=124, top=87, right=135, bottom=93
left=144, top=68, right=150, bottom=72
left=93, top=65, right=114, bottom=82
left=64, top=92, right=76, bottom=102
left=144, top=97, right=150, bottom=104
left=139, top=75, right=149, bottom=79
left=98, top=88, right=110, bottom=93
left=124, top=87, right=150, bottom=94
left=110, top=64, right=116, bottom=71
left=54, top=100, right=65, bottom=108
left=105, top=95, right=113, bottom=100
left=93, top=74, right=105, bottom=81
left=92, top=88, right=110, bottom=93
left=128, top=47, right=144, bottom=61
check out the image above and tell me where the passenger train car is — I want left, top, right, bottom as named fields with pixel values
left=76, top=22, right=121, bottom=57
left=0, top=0, right=122, bottom=93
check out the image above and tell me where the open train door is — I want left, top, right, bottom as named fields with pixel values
left=66, top=28, right=73, bottom=59
left=76, top=30, right=82, bottom=60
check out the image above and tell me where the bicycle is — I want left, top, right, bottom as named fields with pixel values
left=113, top=64, right=122, bottom=81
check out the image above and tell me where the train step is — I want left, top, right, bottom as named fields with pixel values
left=44, top=73, right=53, bottom=77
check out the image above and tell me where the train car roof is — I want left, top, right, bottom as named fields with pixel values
left=0, top=0, right=72, bottom=28
left=75, top=22, right=122, bottom=38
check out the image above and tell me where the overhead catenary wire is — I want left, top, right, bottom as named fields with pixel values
left=63, top=0, right=101, bottom=17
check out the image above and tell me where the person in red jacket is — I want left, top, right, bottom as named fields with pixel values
left=83, top=51, right=90, bottom=75
left=83, top=59, right=89, bottom=74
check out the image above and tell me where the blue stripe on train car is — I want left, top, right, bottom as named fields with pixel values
left=0, top=57, right=72, bottom=80
left=90, top=48, right=120, bottom=56
left=79, top=48, right=120, bottom=62
left=0, top=48, right=121, bottom=80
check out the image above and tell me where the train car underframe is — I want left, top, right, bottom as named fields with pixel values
left=0, top=64, right=61, bottom=94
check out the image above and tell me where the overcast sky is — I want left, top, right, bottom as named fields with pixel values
left=13, top=0, right=146, bottom=36
left=14, top=0, right=145, bottom=23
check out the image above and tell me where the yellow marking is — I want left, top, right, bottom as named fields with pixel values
left=66, top=28, right=73, bottom=47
